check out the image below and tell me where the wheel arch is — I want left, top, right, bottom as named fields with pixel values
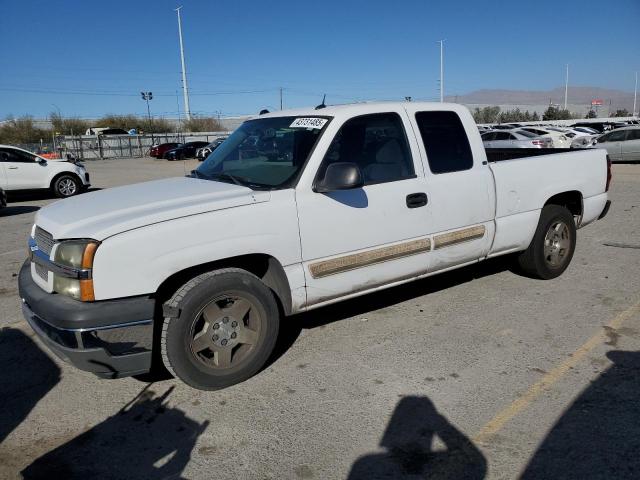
left=544, top=190, right=583, bottom=225
left=154, top=253, right=293, bottom=317
left=49, top=170, right=83, bottom=191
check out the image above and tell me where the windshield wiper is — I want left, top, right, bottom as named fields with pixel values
left=209, top=172, right=244, bottom=187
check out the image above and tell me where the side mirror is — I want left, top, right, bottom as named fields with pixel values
left=37, top=158, right=48, bottom=166
left=315, top=162, right=364, bottom=193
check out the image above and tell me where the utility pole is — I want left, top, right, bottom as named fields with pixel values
left=438, top=40, right=445, bottom=102
left=564, top=64, right=569, bottom=111
left=175, top=6, right=191, bottom=120
left=280, top=87, right=283, bottom=110
left=634, top=71, right=638, bottom=117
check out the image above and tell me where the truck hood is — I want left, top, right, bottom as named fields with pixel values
left=35, top=177, right=270, bottom=240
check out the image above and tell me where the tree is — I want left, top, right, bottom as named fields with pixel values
left=182, top=116, right=224, bottom=132
left=0, top=116, right=50, bottom=144
left=612, top=109, right=630, bottom=117
left=95, top=114, right=172, bottom=133
left=542, top=106, right=572, bottom=121
left=472, top=106, right=501, bottom=124
left=50, top=112, right=89, bottom=135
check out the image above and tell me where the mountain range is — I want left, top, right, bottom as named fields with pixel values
left=445, top=86, right=636, bottom=110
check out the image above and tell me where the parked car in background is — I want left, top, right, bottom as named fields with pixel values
left=164, top=141, right=210, bottom=160
left=150, top=142, right=181, bottom=158
left=481, top=130, right=552, bottom=148
left=0, top=145, right=90, bottom=197
left=196, top=137, right=228, bottom=161
left=573, top=126, right=600, bottom=135
left=0, top=187, right=6, bottom=209
left=518, top=127, right=571, bottom=148
left=571, top=122, right=615, bottom=134
left=594, top=126, right=640, bottom=162
left=571, top=135, right=598, bottom=149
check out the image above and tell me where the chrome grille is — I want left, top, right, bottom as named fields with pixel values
left=35, top=262, right=49, bottom=281
left=34, top=227, right=55, bottom=256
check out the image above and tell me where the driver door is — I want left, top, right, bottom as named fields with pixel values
left=295, top=110, right=432, bottom=307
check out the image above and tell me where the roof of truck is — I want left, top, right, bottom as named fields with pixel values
left=251, top=101, right=465, bottom=120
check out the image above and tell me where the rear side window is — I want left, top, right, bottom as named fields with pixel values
left=627, top=129, right=640, bottom=141
left=415, top=111, right=473, bottom=174
left=494, top=132, right=511, bottom=140
left=603, top=130, right=627, bottom=142
left=481, top=132, right=496, bottom=141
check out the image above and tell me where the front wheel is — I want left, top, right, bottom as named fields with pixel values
left=160, top=269, right=280, bottom=390
left=52, top=174, right=81, bottom=198
left=517, top=205, right=576, bottom=279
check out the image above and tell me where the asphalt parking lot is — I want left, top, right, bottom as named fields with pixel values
left=1, top=157, right=639, bottom=479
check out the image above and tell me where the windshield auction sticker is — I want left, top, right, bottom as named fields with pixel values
left=289, top=117, right=328, bottom=129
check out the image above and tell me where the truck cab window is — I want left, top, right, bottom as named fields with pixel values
left=415, top=111, right=473, bottom=174
left=318, top=113, right=414, bottom=185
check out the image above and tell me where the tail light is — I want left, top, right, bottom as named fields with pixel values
left=531, top=140, right=545, bottom=147
left=606, top=154, right=612, bottom=192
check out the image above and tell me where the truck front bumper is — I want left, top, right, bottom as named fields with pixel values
left=18, top=261, right=155, bottom=379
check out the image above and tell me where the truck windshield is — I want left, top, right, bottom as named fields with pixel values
left=194, top=116, right=330, bottom=189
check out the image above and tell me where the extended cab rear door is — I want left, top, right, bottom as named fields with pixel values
left=403, top=105, right=495, bottom=272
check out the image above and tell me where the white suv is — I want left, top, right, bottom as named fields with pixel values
left=0, top=145, right=90, bottom=197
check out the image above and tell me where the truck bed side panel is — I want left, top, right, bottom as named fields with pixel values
left=488, top=149, right=607, bottom=256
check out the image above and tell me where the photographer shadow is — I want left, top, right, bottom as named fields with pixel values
left=521, top=350, right=640, bottom=479
left=22, top=385, right=208, bottom=480
left=348, top=396, right=486, bottom=479
left=0, top=327, right=61, bottom=444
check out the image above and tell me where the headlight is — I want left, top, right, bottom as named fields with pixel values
left=53, top=240, right=99, bottom=301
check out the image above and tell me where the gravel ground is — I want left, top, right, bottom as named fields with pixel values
left=1, top=158, right=639, bottom=479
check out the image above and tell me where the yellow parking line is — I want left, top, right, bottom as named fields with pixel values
left=474, top=299, right=640, bottom=445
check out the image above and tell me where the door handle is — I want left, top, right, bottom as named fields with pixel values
left=406, top=192, right=428, bottom=208
left=8, top=166, right=18, bottom=169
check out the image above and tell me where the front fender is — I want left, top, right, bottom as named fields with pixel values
left=91, top=191, right=302, bottom=300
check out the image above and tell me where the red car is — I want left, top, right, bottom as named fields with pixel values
left=150, top=142, right=181, bottom=158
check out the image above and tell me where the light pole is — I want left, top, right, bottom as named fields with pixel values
left=437, top=40, right=445, bottom=102
left=175, top=6, right=191, bottom=120
left=141, top=91, right=154, bottom=141
left=564, top=64, right=569, bottom=111
left=634, top=72, right=638, bottom=117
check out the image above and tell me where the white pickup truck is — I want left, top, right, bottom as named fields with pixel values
left=19, top=102, right=611, bottom=390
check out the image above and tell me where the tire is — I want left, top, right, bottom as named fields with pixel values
left=160, top=268, right=280, bottom=390
left=52, top=174, right=81, bottom=198
left=517, top=205, right=576, bottom=279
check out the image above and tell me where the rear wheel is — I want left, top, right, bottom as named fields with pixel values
left=160, top=269, right=279, bottom=390
left=52, top=174, right=80, bottom=198
left=517, top=205, right=576, bottom=279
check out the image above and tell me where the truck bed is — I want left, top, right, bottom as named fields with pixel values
left=485, top=148, right=576, bottom=162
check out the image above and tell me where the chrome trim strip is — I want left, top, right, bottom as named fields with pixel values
left=28, top=237, right=92, bottom=280
left=433, top=225, right=486, bottom=250
left=309, top=238, right=431, bottom=279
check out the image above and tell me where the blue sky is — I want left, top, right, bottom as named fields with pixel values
left=1, top=0, right=638, bottom=119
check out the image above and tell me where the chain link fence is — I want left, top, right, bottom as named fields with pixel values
left=52, top=132, right=231, bottom=160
